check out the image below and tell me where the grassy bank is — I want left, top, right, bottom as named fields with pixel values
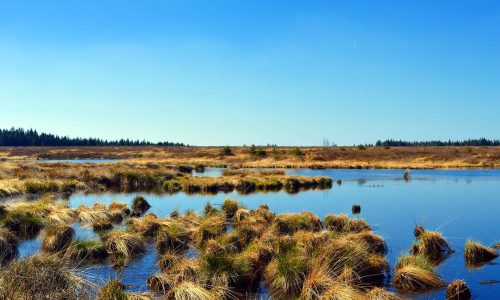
left=0, top=160, right=332, bottom=198
left=1, top=145, right=499, bottom=169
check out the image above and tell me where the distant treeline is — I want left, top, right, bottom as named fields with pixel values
left=0, top=128, right=185, bottom=146
left=375, top=138, right=500, bottom=147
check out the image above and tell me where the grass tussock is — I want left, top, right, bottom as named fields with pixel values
left=446, top=280, right=471, bottom=300
left=0, top=228, right=18, bottom=265
left=77, top=205, right=112, bottom=226
left=412, top=226, right=453, bottom=262
left=366, top=287, right=402, bottom=300
left=274, top=212, right=322, bottom=235
left=64, top=238, right=108, bottom=261
left=127, top=214, right=159, bottom=237
left=41, top=223, right=74, bottom=253
left=324, top=214, right=371, bottom=234
left=221, top=199, right=239, bottom=219
left=98, top=280, right=127, bottom=300
left=155, top=220, right=192, bottom=254
left=0, top=254, right=95, bottom=299
left=131, top=196, right=151, bottom=213
left=393, top=254, right=445, bottom=292
left=464, top=240, right=498, bottom=267
left=105, top=230, right=146, bottom=263
left=3, top=210, right=44, bottom=238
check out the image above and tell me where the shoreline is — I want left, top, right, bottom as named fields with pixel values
left=1, top=145, right=499, bottom=169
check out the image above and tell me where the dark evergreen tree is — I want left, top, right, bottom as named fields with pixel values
left=0, top=128, right=185, bottom=146
left=375, top=138, right=500, bottom=147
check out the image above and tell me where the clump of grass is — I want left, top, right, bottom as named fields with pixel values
left=264, top=241, right=308, bottom=296
left=194, top=164, right=206, bottom=173
left=98, top=280, right=127, bottom=300
left=46, top=207, right=76, bottom=225
left=61, top=180, right=79, bottom=194
left=366, top=287, right=402, bottom=300
left=109, top=201, right=130, bottom=215
left=164, top=180, right=182, bottom=193
left=177, top=165, right=194, bottom=173
left=0, top=228, right=18, bottom=265
left=292, top=231, right=330, bottom=256
left=221, top=199, right=239, bottom=219
left=165, top=281, right=217, bottom=300
left=155, top=220, right=192, bottom=254
left=203, top=202, right=218, bottom=216
left=24, top=180, right=60, bottom=194
left=195, top=215, right=226, bottom=246
left=105, top=230, right=146, bottom=261
left=41, top=224, right=74, bottom=253
left=157, top=250, right=183, bottom=272
left=92, top=221, right=113, bottom=232
left=317, top=237, right=389, bottom=285
left=464, top=240, right=498, bottom=267
left=344, top=231, right=387, bottom=255
left=345, top=218, right=371, bottom=233
left=299, top=263, right=335, bottom=299
left=320, top=283, right=365, bottom=299
left=412, top=227, right=453, bottom=262
left=0, top=254, right=94, bottom=299
left=77, top=205, right=112, bottom=226
left=446, top=280, right=471, bottom=300
left=127, top=215, right=159, bottom=237
left=393, top=254, right=445, bottom=292
left=131, top=196, right=151, bottom=213
left=274, top=212, right=322, bottom=235
left=324, top=214, right=348, bottom=232
left=3, top=211, right=44, bottom=238
left=64, top=238, right=108, bottom=261
left=147, top=259, right=201, bottom=294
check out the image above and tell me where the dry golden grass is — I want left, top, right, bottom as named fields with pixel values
left=393, top=254, right=445, bottom=292
left=2, top=145, right=498, bottom=169
left=104, top=230, right=145, bottom=259
left=464, top=240, right=498, bottom=267
left=40, top=223, right=74, bottom=253
left=446, top=280, right=471, bottom=300
left=412, top=229, right=453, bottom=262
left=366, top=287, right=402, bottom=300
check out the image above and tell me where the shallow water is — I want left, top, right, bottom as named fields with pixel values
left=37, top=159, right=125, bottom=163
left=16, top=169, right=500, bottom=298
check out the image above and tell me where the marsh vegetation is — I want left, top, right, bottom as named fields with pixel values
left=0, top=193, right=497, bottom=299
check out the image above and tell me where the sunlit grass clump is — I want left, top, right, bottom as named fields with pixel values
left=411, top=226, right=453, bottom=262
left=0, top=254, right=94, bottom=299
left=41, top=223, right=74, bottom=253
left=393, top=254, right=445, bottom=292
left=464, top=240, right=498, bottom=267
left=446, top=279, right=471, bottom=300
left=64, top=238, right=108, bottom=261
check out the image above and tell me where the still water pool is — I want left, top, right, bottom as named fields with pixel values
left=18, top=169, right=500, bottom=298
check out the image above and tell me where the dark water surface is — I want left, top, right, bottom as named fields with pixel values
left=18, top=169, right=500, bottom=299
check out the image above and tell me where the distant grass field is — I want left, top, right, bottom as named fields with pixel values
left=1, top=145, right=498, bottom=169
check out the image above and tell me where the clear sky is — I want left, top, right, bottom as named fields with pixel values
left=0, top=1, right=499, bottom=146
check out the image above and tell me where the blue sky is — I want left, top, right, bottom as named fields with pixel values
left=0, top=1, right=499, bottom=146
